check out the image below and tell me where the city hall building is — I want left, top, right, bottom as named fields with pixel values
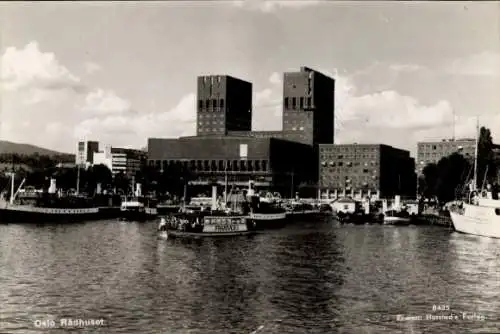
left=148, top=136, right=315, bottom=194
left=148, top=67, right=334, bottom=195
left=318, top=144, right=416, bottom=200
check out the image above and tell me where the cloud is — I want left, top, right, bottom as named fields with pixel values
left=339, top=91, right=453, bottom=130
left=251, top=72, right=284, bottom=130
left=389, top=64, right=425, bottom=72
left=0, top=41, right=85, bottom=93
left=81, top=89, right=133, bottom=115
left=251, top=68, right=471, bottom=154
left=233, top=0, right=321, bottom=13
left=268, top=72, right=282, bottom=85
left=447, top=51, right=500, bottom=77
left=84, top=62, right=101, bottom=75
left=74, top=93, right=197, bottom=147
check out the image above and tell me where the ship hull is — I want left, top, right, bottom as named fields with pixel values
left=450, top=207, right=500, bottom=239
left=287, top=210, right=331, bottom=222
left=247, top=212, right=287, bottom=230
left=165, top=230, right=257, bottom=239
left=0, top=206, right=121, bottom=223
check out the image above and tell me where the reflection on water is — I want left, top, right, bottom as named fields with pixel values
left=0, top=222, right=498, bottom=333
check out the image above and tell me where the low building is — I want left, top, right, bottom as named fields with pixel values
left=147, top=135, right=316, bottom=196
left=93, top=144, right=146, bottom=178
left=494, top=144, right=500, bottom=184
left=417, top=139, right=475, bottom=174
left=318, top=143, right=416, bottom=200
left=75, top=140, right=99, bottom=167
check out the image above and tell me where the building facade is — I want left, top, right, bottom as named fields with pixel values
left=92, top=144, right=147, bottom=178
left=318, top=144, right=416, bottom=199
left=196, top=75, right=252, bottom=136
left=148, top=136, right=315, bottom=195
left=282, top=67, right=335, bottom=146
left=417, top=139, right=475, bottom=174
left=75, top=140, right=99, bottom=167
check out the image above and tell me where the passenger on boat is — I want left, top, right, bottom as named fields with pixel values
left=158, top=218, right=167, bottom=232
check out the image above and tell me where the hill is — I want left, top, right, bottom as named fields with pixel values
left=0, top=140, right=73, bottom=156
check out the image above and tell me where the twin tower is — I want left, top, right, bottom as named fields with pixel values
left=196, top=66, right=335, bottom=146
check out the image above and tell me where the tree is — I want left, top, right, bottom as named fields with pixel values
left=435, top=153, right=471, bottom=203
left=421, top=163, right=439, bottom=199
left=85, top=164, right=113, bottom=194
left=477, top=126, right=497, bottom=188
left=420, top=153, right=472, bottom=203
left=135, top=164, right=160, bottom=194
left=113, top=171, right=130, bottom=195
left=54, top=167, right=78, bottom=191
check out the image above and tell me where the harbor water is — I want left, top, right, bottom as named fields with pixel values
left=0, top=220, right=499, bottom=333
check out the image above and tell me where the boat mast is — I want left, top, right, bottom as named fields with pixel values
left=473, top=117, right=479, bottom=191
left=9, top=172, right=15, bottom=205
left=224, top=160, right=228, bottom=206
left=76, top=164, right=81, bottom=195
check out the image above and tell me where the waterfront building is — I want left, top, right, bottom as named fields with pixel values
left=196, top=75, right=252, bottom=136
left=148, top=136, right=315, bottom=195
left=318, top=143, right=416, bottom=200
left=93, top=145, right=146, bottom=178
left=75, top=140, right=99, bottom=167
left=416, top=139, right=475, bottom=174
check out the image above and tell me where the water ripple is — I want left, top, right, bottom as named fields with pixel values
left=0, top=222, right=498, bottom=333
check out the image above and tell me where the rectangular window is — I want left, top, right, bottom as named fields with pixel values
left=262, top=160, right=268, bottom=171
left=220, top=99, right=224, bottom=109
left=284, top=97, right=289, bottom=109
left=255, top=160, right=261, bottom=171
left=292, top=97, right=297, bottom=109
left=198, top=100, right=203, bottom=109
left=205, top=100, right=210, bottom=109
left=299, top=97, right=304, bottom=109
left=213, top=99, right=217, bottom=109
left=307, top=97, right=312, bottom=107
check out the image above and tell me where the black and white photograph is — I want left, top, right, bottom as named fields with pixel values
left=0, top=1, right=499, bottom=333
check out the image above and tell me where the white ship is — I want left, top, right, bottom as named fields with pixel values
left=450, top=193, right=500, bottom=239
left=449, top=120, right=500, bottom=239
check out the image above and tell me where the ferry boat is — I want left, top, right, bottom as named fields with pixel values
left=0, top=173, right=121, bottom=223
left=158, top=214, right=256, bottom=239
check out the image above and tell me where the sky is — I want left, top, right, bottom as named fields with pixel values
left=0, top=1, right=499, bottom=156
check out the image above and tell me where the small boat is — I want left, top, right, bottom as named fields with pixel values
left=119, top=183, right=157, bottom=221
left=383, top=209, right=411, bottom=225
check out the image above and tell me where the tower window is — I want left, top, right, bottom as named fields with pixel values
left=205, top=100, right=210, bottom=108
left=307, top=97, right=312, bottom=107
left=299, top=97, right=304, bottom=109
left=292, top=97, right=297, bottom=109
left=213, top=99, right=217, bottom=109
left=220, top=99, right=224, bottom=108
left=284, top=97, right=289, bottom=109
left=198, top=100, right=203, bottom=109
